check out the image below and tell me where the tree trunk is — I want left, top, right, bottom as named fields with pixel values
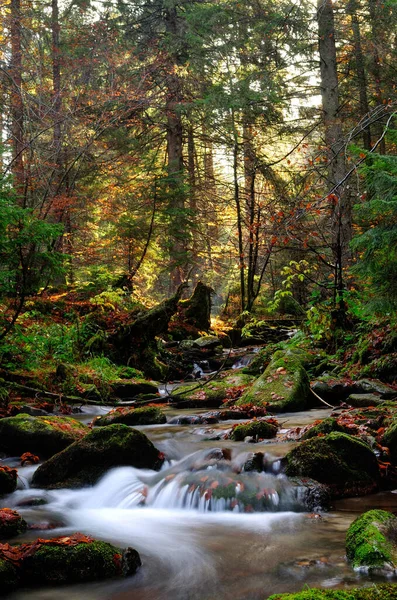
left=347, top=0, right=371, bottom=150
left=317, top=0, right=351, bottom=306
left=10, top=0, right=25, bottom=202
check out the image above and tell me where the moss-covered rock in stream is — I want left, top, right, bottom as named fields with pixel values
left=0, top=466, right=18, bottom=495
left=0, top=534, right=141, bottom=589
left=0, top=558, right=18, bottom=592
left=229, top=419, right=278, bottom=441
left=173, top=372, right=255, bottom=408
left=283, top=432, right=380, bottom=497
left=268, top=583, right=397, bottom=599
left=237, top=349, right=312, bottom=412
left=0, top=414, right=90, bottom=458
left=0, top=509, right=27, bottom=539
left=93, top=406, right=166, bottom=427
left=381, top=421, right=397, bottom=464
left=31, top=424, right=164, bottom=489
left=346, top=510, right=397, bottom=572
left=301, top=417, right=349, bottom=440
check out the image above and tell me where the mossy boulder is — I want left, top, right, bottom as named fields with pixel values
left=173, top=372, right=255, bottom=408
left=0, top=534, right=141, bottom=588
left=346, top=510, right=397, bottom=572
left=192, top=336, right=222, bottom=350
left=347, top=393, right=384, bottom=407
left=0, top=509, right=27, bottom=539
left=268, top=583, right=397, bottom=599
left=0, top=414, right=90, bottom=459
left=93, top=406, right=166, bottom=427
left=0, top=558, right=18, bottom=592
left=237, top=349, right=311, bottom=412
left=0, top=466, right=18, bottom=495
left=229, top=419, right=278, bottom=441
left=301, top=417, right=348, bottom=440
left=283, top=432, right=380, bottom=497
left=31, top=424, right=164, bottom=489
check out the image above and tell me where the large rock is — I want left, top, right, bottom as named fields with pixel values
left=237, top=349, right=311, bottom=412
left=110, top=380, right=159, bottom=399
left=0, top=534, right=141, bottom=588
left=283, top=432, right=380, bottom=497
left=31, top=424, right=164, bottom=489
left=0, top=414, right=89, bottom=458
left=192, top=336, right=222, bottom=350
left=346, top=509, right=397, bottom=572
left=173, top=372, right=255, bottom=408
left=0, top=559, right=18, bottom=593
left=311, top=376, right=397, bottom=404
left=93, top=406, right=166, bottom=427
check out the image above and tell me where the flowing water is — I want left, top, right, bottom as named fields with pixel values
left=4, top=406, right=397, bottom=599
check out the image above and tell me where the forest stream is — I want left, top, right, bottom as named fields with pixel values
left=3, top=348, right=397, bottom=600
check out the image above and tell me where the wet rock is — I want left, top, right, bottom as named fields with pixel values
left=168, top=414, right=219, bottom=425
left=0, top=534, right=141, bottom=587
left=311, top=376, right=397, bottom=405
left=0, top=414, right=90, bottom=459
left=237, top=349, right=312, bottom=412
left=93, top=406, right=166, bottom=427
left=9, top=405, right=49, bottom=417
left=291, top=478, right=331, bottom=511
left=0, top=508, right=27, bottom=539
left=347, top=393, right=384, bottom=407
left=229, top=419, right=278, bottom=442
left=346, top=509, right=397, bottom=572
left=192, top=336, right=222, bottom=350
left=0, top=465, right=17, bottom=496
left=242, top=452, right=266, bottom=472
left=31, top=424, right=164, bottom=489
left=283, top=432, right=380, bottom=498
left=381, top=422, right=397, bottom=464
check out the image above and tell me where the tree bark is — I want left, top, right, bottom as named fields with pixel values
left=10, top=0, right=25, bottom=202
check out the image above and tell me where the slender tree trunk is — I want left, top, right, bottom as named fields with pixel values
left=368, top=0, right=386, bottom=153
left=187, top=126, right=198, bottom=269
left=347, top=0, right=371, bottom=150
left=317, top=0, right=351, bottom=306
left=10, top=0, right=25, bottom=203
left=243, top=121, right=256, bottom=311
left=231, top=110, right=245, bottom=312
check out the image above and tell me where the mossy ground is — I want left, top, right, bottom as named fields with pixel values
left=268, top=583, right=397, bottom=599
left=346, top=510, right=397, bottom=570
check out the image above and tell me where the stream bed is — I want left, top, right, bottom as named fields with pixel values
left=4, top=405, right=397, bottom=599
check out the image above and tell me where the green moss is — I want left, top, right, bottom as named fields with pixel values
left=0, top=558, right=18, bottom=591
left=346, top=510, right=397, bottom=570
left=0, top=414, right=89, bottom=458
left=302, top=417, right=348, bottom=440
left=284, top=432, right=380, bottom=494
left=382, top=422, right=397, bottom=463
left=237, top=350, right=311, bottom=412
left=93, top=406, right=166, bottom=427
left=176, top=372, right=255, bottom=406
left=24, top=540, right=123, bottom=584
left=230, top=419, right=278, bottom=441
left=268, top=583, right=397, bottom=599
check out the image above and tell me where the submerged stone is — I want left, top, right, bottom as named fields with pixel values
left=31, top=424, right=164, bottom=489
left=0, top=509, right=27, bottom=539
left=93, top=406, right=166, bottom=427
left=0, top=414, right=89, bottom=458
left=0, top=466, right=18, bottom=496
left=346, top=509, right=397, bottom=572
left=283, top=432, right=380, bottom=497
